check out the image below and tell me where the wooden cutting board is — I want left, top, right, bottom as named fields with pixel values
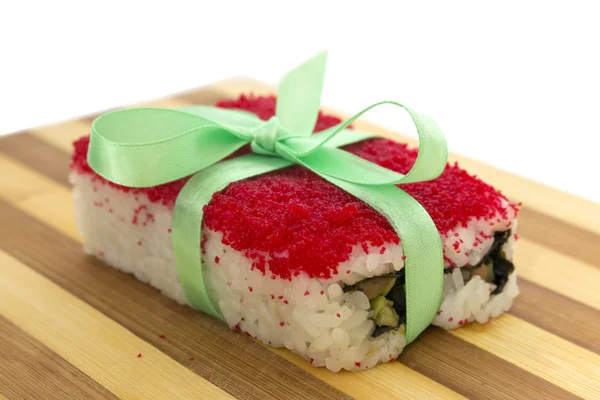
left=0, top=78, right=599, bottom=400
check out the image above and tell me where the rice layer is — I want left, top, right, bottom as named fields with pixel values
left=70, top=170, right=519, bottom=371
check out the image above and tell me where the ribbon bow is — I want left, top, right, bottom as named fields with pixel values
left=88, top=52, right=448, bottom=342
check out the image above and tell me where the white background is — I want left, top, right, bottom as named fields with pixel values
left=1, top=1, right=599, bottom=203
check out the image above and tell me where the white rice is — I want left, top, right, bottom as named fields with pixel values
left=70, top=171, right=520, bottom=371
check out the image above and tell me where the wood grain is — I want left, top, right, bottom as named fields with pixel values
left=0, top=250, right=234, bottom=400
left=0, top=316, right=116, bottom=400
left=450, top=314, right=600, bottom=399
left=0, top=133, right=70, bottom=187
left=515, top=238, right=600, bottom=310
left=401, top=327, right=580, bottom=400
left=517, top=206, right=600, bottom=268
left=512, top=279, right=600, bottom=354
left=1, top=80, right=599, bottom=399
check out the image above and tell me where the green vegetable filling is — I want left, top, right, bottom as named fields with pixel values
left=344, top=230, right=516, bottom=338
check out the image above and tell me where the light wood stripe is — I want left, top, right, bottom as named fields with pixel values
left=0, top=182, right=577, bottom=399
left=0, top=316, right=116, bottom=400
left=450, top=314, right=600, bottom=399
left=0, top=153, right=57, bottom=203
left=515, top=238, right=600, bottom=310
left=29, top=98, right=191, bottom=152
left=268, top=346, right=466, bottom=400
left=29, top=120, right=90, bottom=152
left=0, top=250, right=233, bottom=400
left=0, top=200, right=350, bottom=400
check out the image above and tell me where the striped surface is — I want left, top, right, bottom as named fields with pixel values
left=0, top=79, right=599, bottom=400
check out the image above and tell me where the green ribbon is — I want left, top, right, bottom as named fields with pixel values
left=87, top=52, right=448, bottom=343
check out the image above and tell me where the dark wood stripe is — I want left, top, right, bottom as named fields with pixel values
left=0, top=199, right=349, bottom=400
left=511, top=279, right=600, bottom=354
left=1, top=200, right=577, bottom=400
left=401, top=327, right=581, bottom=400
left=0, top=133, right=70, bottom=187
left=0, top=316, right=116, bottom=400
left=517, top=206, right=600, bottom=268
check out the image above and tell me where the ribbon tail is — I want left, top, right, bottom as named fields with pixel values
left=323, top=177, right=444, bottom=343
left=172, top=154, right=293, bottom=320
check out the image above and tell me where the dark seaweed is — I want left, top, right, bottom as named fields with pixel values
left=481, top=230, right=515, bottom=294
left=344, top=230, right=515, bottom=337
left=372, top=325, right=396, bottom=337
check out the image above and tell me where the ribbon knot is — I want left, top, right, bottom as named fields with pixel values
left=250, top=117, right=282, bottom=156
left=87, top=51, right=448, bottom=343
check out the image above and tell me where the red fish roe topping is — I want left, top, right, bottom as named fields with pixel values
left=270, top=295, right=275, bottom=300
left=355, top=362, right=361, bottom=368
left=336, top=313, right=341, bottom=318
left=401, top=255, right=407, bottom=261
left=248, top=286, right=253, bottom=292
left=132, top=205, right=155, bottom=226
left=304, top=290, right=310, bottom=296
left=137, top=353, right=142, bottom=358
left=380, top=246, right=386, bottom=254
left=159, top=334, right=166, bottom=339
left=214, top=256, right=220, bottom=264
left=71, top=94, right=517, bottom=279
left=448, top=317, right=453, bottom=322
left=278, top=296, right=283, bottom=300
left=283, top=300, right=289, bottom=304
left=279, top=321, right=285, bottom=327
left=320, top=290, right=325, bottom=295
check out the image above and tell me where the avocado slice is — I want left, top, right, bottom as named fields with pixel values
left=370, top=295, right=391, bottom=315
left=354, top=276, right=397, bottom=299
left=370, top=295, right=400, bottom=327
left=375, top=305, right=400, bottom=327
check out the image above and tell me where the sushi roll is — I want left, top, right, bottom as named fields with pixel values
left=69, top=95, right=520, bottom=372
